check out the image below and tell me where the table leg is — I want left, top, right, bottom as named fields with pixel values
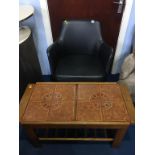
left=112, top=126, right=128, bottom=148
left=25, top=126, right=41, bottom=147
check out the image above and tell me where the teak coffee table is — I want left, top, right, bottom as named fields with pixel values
left=19, top=82, right=134, bottom=147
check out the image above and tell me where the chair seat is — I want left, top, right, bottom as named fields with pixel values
left=54, top=54, right=105, bottom=81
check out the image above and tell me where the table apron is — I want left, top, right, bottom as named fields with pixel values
left=23, top=123, right=129, bottom=129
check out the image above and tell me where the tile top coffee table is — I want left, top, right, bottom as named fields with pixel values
left=20, top=82, right=134, bottom=147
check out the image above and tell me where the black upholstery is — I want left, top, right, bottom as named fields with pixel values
left=59, top=20, right=102, bottom=54
left=47, top=20, right=114, bottom=82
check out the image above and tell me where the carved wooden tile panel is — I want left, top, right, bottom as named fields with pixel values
left=22, top=84, right=76, bottom=122
left=22, top=83, right=130, bottom=123
left=76, top=84, right=130, bottom=122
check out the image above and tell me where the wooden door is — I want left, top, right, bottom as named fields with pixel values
left=47, top=0, right=125, bottom=49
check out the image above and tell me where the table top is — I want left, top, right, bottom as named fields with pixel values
left=19, top=5, right=34, bottom=22
left=20, top=82, right=134, bottom=125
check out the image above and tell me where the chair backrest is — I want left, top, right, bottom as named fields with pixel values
left=58, top=20, right=103, bottom=55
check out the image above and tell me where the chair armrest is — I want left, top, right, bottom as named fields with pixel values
left=98, top=43, right=114, bottom=74
left=47, top=41, right=63, bottom=73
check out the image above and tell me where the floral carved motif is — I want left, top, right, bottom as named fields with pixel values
left=90, top=92, right=113, bottom=111
left=41, top=92, right=63, bottom=110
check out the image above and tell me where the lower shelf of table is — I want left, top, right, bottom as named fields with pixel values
left=39, top=137, right=114, bottom=141
left=34, top=128, right=116, bottom=142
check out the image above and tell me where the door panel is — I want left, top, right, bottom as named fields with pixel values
left=47, top=0, right=125, bottom=49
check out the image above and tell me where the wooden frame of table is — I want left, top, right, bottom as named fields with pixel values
left=19, top=82, right=134, bottom=147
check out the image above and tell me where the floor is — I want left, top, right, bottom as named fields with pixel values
left=20, top=74, right=135, bottom=155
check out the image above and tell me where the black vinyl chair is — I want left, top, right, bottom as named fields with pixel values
left=47, top=20, right=114, bottom=82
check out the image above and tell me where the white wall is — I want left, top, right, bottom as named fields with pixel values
left=112, top=0, right=135, bottom=74
left=19, top=0, right=52, bottom=75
